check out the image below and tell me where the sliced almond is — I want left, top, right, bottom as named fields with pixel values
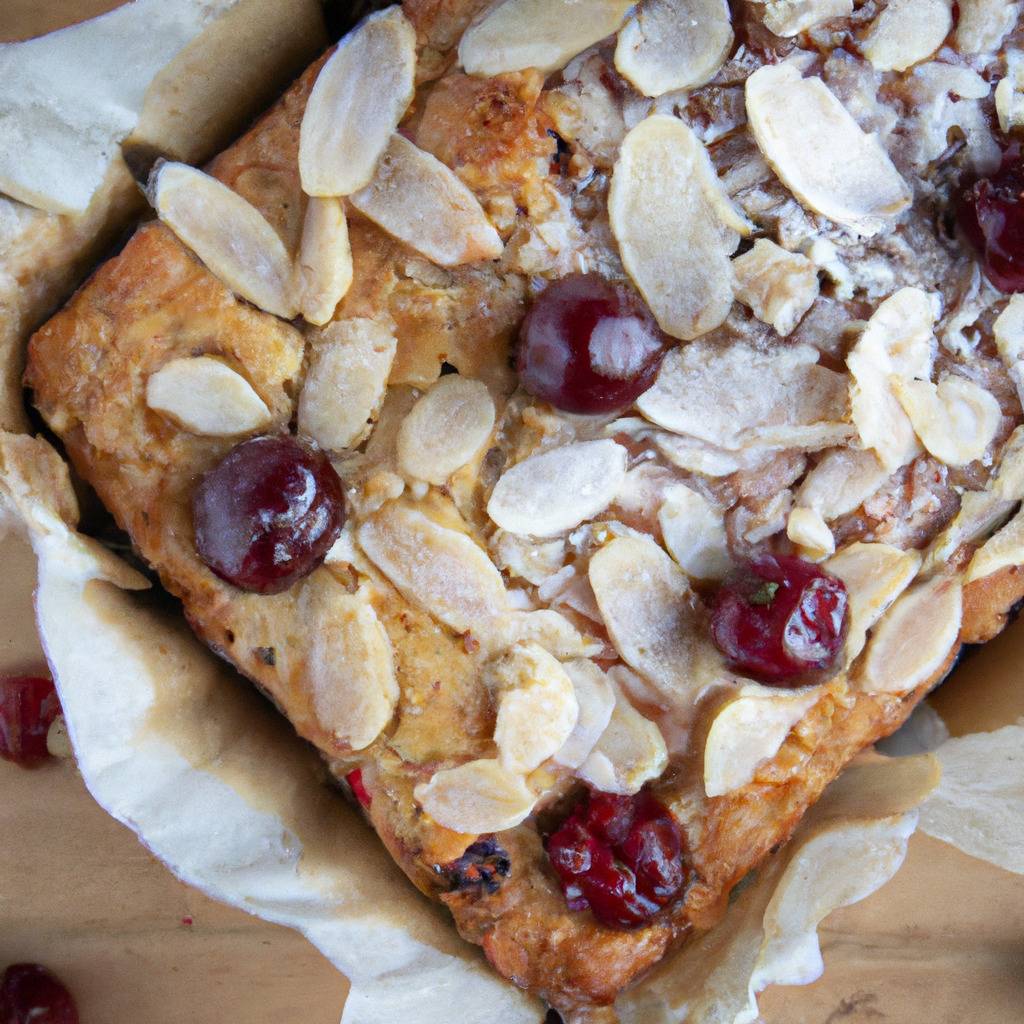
left=795, top=447, right=889, bottom=522
left=297, top=318, right=396, bottom=452
left=659, top=486, right=731, bottom=581
left=145, top=357, right=271, bottom=436
left=637, top=341, right=849, bottom=451
left=609, top=115, right=748, bottom=342
left=892, top=375, right=1002, bottom=468
left=414, top=758, right=537, bottom=834
left=861, top=0, right=953, bottom=72
left=487, top=608, right=598, bottom=661
left=298, top=6, right=416, bottom=197
left=824, top=542, right=921, bottom=664
left=397, top=376, right=496, bottom=485
left=652, top=432, right=752, bottom=477
left=553, top=659, right=617, bottom=769
left=704, top=683, right=821, bottom=798
left=855, top=576, right=962, bottom=694
left=761, top=0, right=852, bottom=37
left=956, top=0, right=1017, bottom=55
left=786, top=507, right=835, bottom=561
left=578, top=686, right=669, bottom=795
left=487, top=440, right=627, bottom=538
left=745, top=64, right=911, bottom=236
left=995, top=58, right=1024, bottom=135
left=993, top=425, right=1024, bottom=501
left=295, top=196, right=353, bottom=327
left=993, top=294, right=1024, bottom=407
left=150, top=161, right=296, bottom=319
left=922, top=489, right=1015, bottom=575
left=488, top=643, right=579, bottom=773
left=358, top=503, right=510, bottom=633
left=459, top=0, right=635, bottom=77
left=732, top=239, right=820, bottom=338
left=349, top=134, right=503, bottom=267
left=614, top=0, right=733, bottom=98
left=966, top=507, right=1024, bottom=584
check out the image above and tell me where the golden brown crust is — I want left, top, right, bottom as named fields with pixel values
left=961, top=565, right=1024, bottom=644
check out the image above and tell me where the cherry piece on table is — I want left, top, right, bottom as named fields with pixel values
left=0, top=676, right=61, bottom=768
left=1, top=964, right=79, bottom=1024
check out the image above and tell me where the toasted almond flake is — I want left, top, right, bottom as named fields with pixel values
left=786, top=507, right=835, bottom=561
left=459, top=0, right=635, bottom=77
left=298, top=318, right=396, bottom=452
left=487, top=440, right=627, bottom=538
left=397, top=376, right=496, bottom=485
left=488, top=608, right=599, bottom=660
left=609, top=115, right=746, bottom=341
left=861, top=0, right=953, bottom=72
left=578, top=686, right=669, bottom=795
left=733, top=239, right=820, bottom=337
left=659, top=486, right=731, bottom=580
left=554, top=660, right=617, bottom=769
left=745, top=64, right=911, bottom=236
left=605, top=418, right=765, bottom=476
left=824, top=542, right=921, bottom=664
left=298, top=6, right=416, bottom=197
left=488, top=643, right=579, bottom=772
left=795, top=447, right=889, bottom=522
left=855, top=576, right=962, bottom=694
left=922, top=490, right=1015, bottom=576
left=761, top=0, right=852, bottom=37
left=150, top=161, right=296, bottom=319
left=965, top=507, right=1024, bottom=584
left=350, top=134, right=503, bottom=267
left=414, top=758, right=537, bottom=833
left=993, top=294, right=1024, bottom=407
left=704, top=683, right=821, bottom=798
left=637, top=341, right=848, bottom=451
left=955, top=0, right=1019, bottom=55
left=145, top=357, right=271, bottom=436
left=295, top=196, right=353, bottom=327
left=995, top=57, right=1024, bottom=134
left=993, top=425, right=1024, bottom=501
left=615, top=0, right=733, bottom=98
left=358, top=503, right=509, bottom=633
left=892, top=375, right=1002, bottom=468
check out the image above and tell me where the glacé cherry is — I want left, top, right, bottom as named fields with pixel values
left=1, top=964, right=78, bottom=1024
left=545, top=789, right=688, bottom=929
left=710, top=555, right=848, bottom=685
left=517, top=273, right=669, bottom=414
left=0, top=676, right=60, bottom=768
left=193, top=435, right=345, bottom=594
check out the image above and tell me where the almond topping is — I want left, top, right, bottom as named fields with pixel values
left=786, top=507, right=835, bottom=561
left=861, top=0, right=953, bottom=72
left=298, top=6, right=416, bottom=197
left=760, top=0, right=852, bottom=37
left=614, top=0, right=733, bottom=98
left=553, top=659, right=617, bottom=769
left=795, top=447, right=889, bottom=522
left=609, top=115, right=748, bottom=341
left=955, top=0, right=1018, bottom=55
left=150, top=161, right=297, bottom=319
left=414, top=758, right=537, bottom=834
left=298, top=318, right=397, bottom=452
left=459, top=0, right=635, bottom=77
left=397, top=376, right=496, bottom=485
left=993, top=294, right=1024, bottom=407
left=996, top=57, right=1024, bottom=135
left=295, top=196, right=353, bottom=327
left=487, top=440, right=627, bottom=538
left=732, top=239, right=820, bottom=337
left=349, top=134, right=503, bottom=267
left=745, top=64, right=911, bottom=236
left=966, top=508, right=1024, bottom=584
left=659, top=486, right=731, bottom=580
left=146, top=357, right=271, bottom=437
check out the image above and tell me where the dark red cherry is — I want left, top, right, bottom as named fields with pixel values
left=958, top=143, right=1024, bottom=293
left=1, top=964, right=78, bottom=1024
left=0, top=676, right=60, bottom=767
left=345, top=768, right=372, bottom=809
left=193, top=435, right=345, bottom=594
left=710, top=555, right=848, bottom=686
left=517, top=273, right=669, bottom=414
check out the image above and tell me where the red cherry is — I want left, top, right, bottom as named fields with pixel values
left=193, top=435, right=345, bottom=594
left=710, top=555, right=848, bottom=685
left=345, top=768, right=372, bottom=809
left=0, top=677, right=60, bottom=768
left=517, top=273, right=669, bottom=414
left=1, top=964, right=78, bottom=1024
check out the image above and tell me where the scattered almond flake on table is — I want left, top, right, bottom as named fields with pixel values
left=297, top=318, right=396, bottom=452
left=149, top=161, right=297, bottom=319
left=459, top=0, right=635, bottom=77
left=745, top=63, right=911, bottom=236
left=295, top=196, right=352, bottom=327
left=553, top=659, right=616, bottom=769
left=759, top=0, right=853, bottom=37
left=786, top=507, right=835, bottom=561
left=955, top=0, right=1020, bottom=56
left=609, top=115, right=748, bottom=341
left=658, top=486, right=731, bottom=580
left=965, top=507, right=1024, bottom=584
left=794, top=446, right=890, bottom=522
left=854, top=575, right=962, bottom=694
left=732, top=239, right=820, bottom=337
left=349, top=134, right=503, bottom=267
left=414, top=758, right=538, bottom=834
left=145, top=356, right=272, bottom=437
left=396, top=376, right=496, bottom=485
left=861, top=0, right=953, bottom=72
left=298, top=6, right=416, bottom=197
left=487, top=439, right=627, bottom=538
left=614, top=0, right=733, bottom=98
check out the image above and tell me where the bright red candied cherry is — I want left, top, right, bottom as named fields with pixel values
left=0, top=676, right=60, bottom=768
left=710, top=554, right=849, bottom=686
left=958, top=143, right=1024, bottom=292
left=517, top=273, right=670, bottom=414
left=1, top=964, right=79, bottom=1024
left=193, top=435, right=345, bottom=594
left=545, top=789, right=688, bottom=929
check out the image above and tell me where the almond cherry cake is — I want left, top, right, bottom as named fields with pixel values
left=24, top=1, right=1024, bottom=1019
